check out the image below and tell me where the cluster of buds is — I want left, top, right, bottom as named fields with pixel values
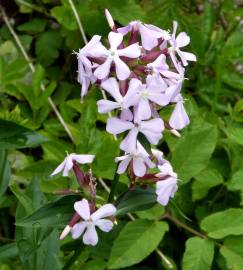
left=52, top=10, right=196, bottom=246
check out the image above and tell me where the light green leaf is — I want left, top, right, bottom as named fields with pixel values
left=201, top=208, right=243, bottom=239
left=182, top=237, right=214, bottom=270
left=220, top=235, right=243, bottom=270
left=51, top=6, right=77, bottom=30
left=227, top=126, right=243, bottom=146
left=192, top=168, right=224, bottom=201
left=0, top=243, right=18, bottom=262
left=108, top=220, right=168, bottom=269
left=172, top=122, right=217, bottom=183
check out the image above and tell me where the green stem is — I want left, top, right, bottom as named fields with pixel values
left=108, top=162, right=120, bottom=203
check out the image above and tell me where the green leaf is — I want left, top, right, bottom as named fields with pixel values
left=192, top=168, right=224, bottom=201
left=220, top=236, right=243, bottom=270
left=35, top=31, right=62, bottom=66
left=108, top=220, right=168, bottom=269
left=0, top=150, right=10, bottom=196
left=51, top=6, right=77, bottom=30
left=171, top=122, right=217, bottom=183
left=0, top=119, right=48, bottom=149
left=201, top=208, right=243, bottom=239
left=17, top=18, right=47, bottom=33
left=227, top=126, right=243, bottom=146
left=227, top=170, right=243, bottom=192
left=182, top=237, right=214, bottom=270
left=15, top=177, right=61, bottom=270
left=16, top=195, right=79, bottom=228
left=116, top=187, right=157, bottom=216
left=0, top=243, right=18, bottom=262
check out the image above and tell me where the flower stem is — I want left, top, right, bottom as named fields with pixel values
left=108, top=163, right=120, bottom=203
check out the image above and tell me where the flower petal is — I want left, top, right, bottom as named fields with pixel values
left=179, top=51, right=197, bottom=62
left=140, top=118, right=164, bottom=133
left=83, top=224, right=98, bottom=246
left=176, top=32, right=190, bottom=47
left=94, top=58, right=112, bottom=80
left=133, top=157, right=147, bottom=177
left=72, top=154, right=95, bottom=164
left=114, top=56, right=131, bottom=80
left=94, top=219, right=114, bottom=232
left=71, top=222, right=87, bottom=239
left=74, top=199, right=90, bottom=220
left=51, top=159, right=66, bottom=176
left=101, top=77, right=122, bottom=102
left=118, top=43, right=141, bottom=58
left=169, top=102, right=189, bottom=130
left=135, top=99, right=151, bottom=122
left=91, top=204, right=116, bottom=221
left=120, top=128, right=139, bottom=152
left=108, top=32, right=123, bottom=50
left=116, top=155, right=132, bottom=174
left=97, top=100, right=120, bottom=113
left=63, top=156, right=74, bottom=176
left=106, top=117, right=134, bottom=135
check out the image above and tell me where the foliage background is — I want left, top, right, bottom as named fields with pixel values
left=0, top=0, right=243, bottom=269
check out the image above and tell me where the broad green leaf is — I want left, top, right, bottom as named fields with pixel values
left=35, top=31, right=62, bottom=66
left=0, top=150, right=10, bottom=196
left=220, top=235, right=243, bottom=270
left=0, top=243, right=18, bottom=262
left=17, top=18, right=47, bottom=33
left=201, top=208, right=243, bottom=239
left=171, top=122, right=217, bottom=182
left=182, top=237, right=214, bottom=270
left=192, top=168, right=224, bottom=201
left=0, top=119, right=47, bottom=149
left=16, top=195, right=79, bottom=228
left=82, top=259, right=107, bottom=270
left=116, top=187, right=157, bottom=216
left=108, top=220, right=168, bottom=269
left=227, top=170, right=243, bottom=192
left=51, top=6, right=77, bottom=30
left=227, top=126, right=243, bottom=146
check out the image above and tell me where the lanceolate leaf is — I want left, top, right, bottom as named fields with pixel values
left=108, top=220, right=168, bottom=269
left=182, top=237, right=214, bottom=270
left=16, top=195, right=80, bottom=228
left=0, top=119, right=48, bottom=149
left=0, top=150, right=10, bottom=196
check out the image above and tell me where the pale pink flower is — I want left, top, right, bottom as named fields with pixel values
left=69, top=199, right=116, bottom=246
left=151, top=148, right=164, bottom=165
left=51, top=153, right=95, bottom=177
left=156, top=177, right=178, bottom=206
left=155, top=162, right=178, bottom=205
left=168, top=21, right=196, bottom=67
left=97, top=77, right=141, bottom=114
left=94, top=32, right=141, bottom=80
left=118, top=21, right=170, bottom=50
left=169, top=100, right=189, bottom=130
left=76, top=35, right=106, bottom=97
left=106, top=117, right=164, bottom=152
left=115, top=143, right=155, bottom=177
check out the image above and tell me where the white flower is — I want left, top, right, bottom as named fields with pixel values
left=70, top=199, right=116, bottom=246
left=51, top=153, right=95, bottom=177
left=155, top=162, right=178, bottom=206
left=115, top=143, right=155, bottom=177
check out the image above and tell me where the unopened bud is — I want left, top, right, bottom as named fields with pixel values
left=105, top=9, right=115, bottom=29
left=170, top=129, right=181, bottom=137
left=60, top=225, right=71, bottom=240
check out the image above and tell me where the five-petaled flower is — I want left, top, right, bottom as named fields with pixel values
left=70, top=199, right=116, bottom=246
left=51, top=153, right=95, bottom=177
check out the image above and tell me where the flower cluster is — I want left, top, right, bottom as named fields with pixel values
left=51, top=10, right=196, bottom=246
left=76, top=10, right=196, bottom=202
